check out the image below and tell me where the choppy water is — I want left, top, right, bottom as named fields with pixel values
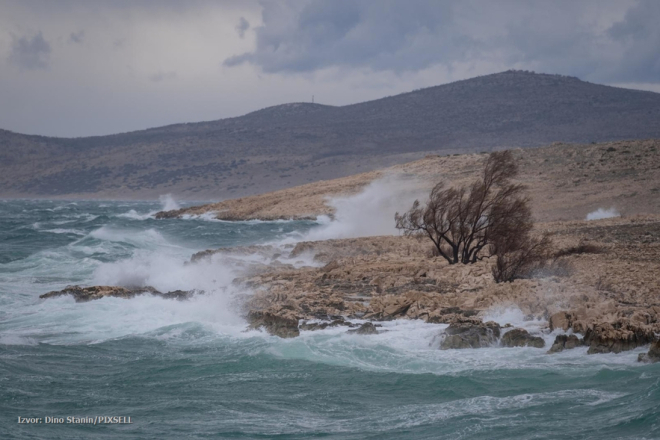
left=1, top=199, right=659, bottom=439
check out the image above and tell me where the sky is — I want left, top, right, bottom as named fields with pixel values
left=1, top=0, right=659, bottom=137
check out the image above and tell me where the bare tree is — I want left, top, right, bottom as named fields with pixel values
left=395, top=151, right=550, bottom=281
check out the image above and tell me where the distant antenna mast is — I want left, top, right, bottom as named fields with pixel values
left=312, top=95, right=314, bottom=104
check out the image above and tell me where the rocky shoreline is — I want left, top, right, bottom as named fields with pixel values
left=41, top=214, right=660, bottom=362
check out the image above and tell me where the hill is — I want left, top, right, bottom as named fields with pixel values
left=155, top=139, right=660, bottom=222
left=1, top=70, right=660, bottom=199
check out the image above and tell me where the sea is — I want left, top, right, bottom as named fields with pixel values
left=1, top=197, right=659, bottom=439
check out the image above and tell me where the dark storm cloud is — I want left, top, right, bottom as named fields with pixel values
left=224, top=0, right=466, bottom=73
left=607, top=0, right=660, bottom=83
left=8, top=31, right=51, bottom=70
left=223, top=0, right=660, bottom=85
left=236, top=17, right=250, bottom=38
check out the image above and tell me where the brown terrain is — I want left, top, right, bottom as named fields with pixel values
left=45, top=139, right=660, bottom=359
left=157, top=139, right=660, bottom=221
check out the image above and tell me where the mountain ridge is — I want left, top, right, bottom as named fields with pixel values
left=1, top=70, right=659, bottom=199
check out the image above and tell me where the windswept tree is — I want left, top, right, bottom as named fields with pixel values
left=395, top=151, right=550, bottom=281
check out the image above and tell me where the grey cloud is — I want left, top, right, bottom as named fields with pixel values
left=8, top=31, right=52, bottom=70
left=224, top=0, right=660, bottom=86
left=224, top=0, right=462, bottom=73
left=149, top=71, right=177, bottom=82
left=69, top=30, right=85, bottom=44
left=607, top=0, right=660, bottom=83
left=236, top=17, right=250, bottom=38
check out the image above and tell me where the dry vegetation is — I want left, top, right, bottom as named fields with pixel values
left=159, top=139, right=660, bottom=221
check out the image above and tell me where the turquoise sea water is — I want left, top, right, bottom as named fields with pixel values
left=1, top=200, right=659, bottom=439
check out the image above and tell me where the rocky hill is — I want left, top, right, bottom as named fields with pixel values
left=2, top=70, right=660, bottom=199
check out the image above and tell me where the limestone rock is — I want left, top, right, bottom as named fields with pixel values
left=547, top=334, right=583, bottom=353
left=440, top=320, right=501, bottom=349
left=584, top=321, right=656, bottom=354
left=299, top=318, right=355, bottom=331
left=500, top=328, right=545, bottom=348
left=548, top=311, right=573, bottom=332
left=347, top=322, right=379, bottom=335
left=638, top=341, right=660, bottom=363
left=39, top=285, right=198, bottom=302
left=247, top=310, right=300, bottom=338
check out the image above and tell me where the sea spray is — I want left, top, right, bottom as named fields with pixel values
left=586, top=207, right=620, bottom=220
left=304, top=174, right=428, bottom=240
left=159, top=194, right=180, bottom=211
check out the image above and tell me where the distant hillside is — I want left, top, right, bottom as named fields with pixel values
left=1, top=70, right=659, bottom=199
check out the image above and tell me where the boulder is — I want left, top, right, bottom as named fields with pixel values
left=638, top=340, right=660, bottom=363
left=547, top=334, right=583, bottom=353
left=247, top=310, right=300, bottom=338
left=39, top=285, right=197, bottom=302
left=299, top=318, right=355, bottom=331
left=440, top=320, right=501, bottom=350
left=548, top=311, right=572, bottom=332
left=500, top=328, right=545, bottom=348
left=584, top=322, right=656, bottom=354
left=347, top=322, right=379, bottom=335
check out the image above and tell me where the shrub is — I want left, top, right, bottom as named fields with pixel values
left=395, top=150, right=551, bottom=282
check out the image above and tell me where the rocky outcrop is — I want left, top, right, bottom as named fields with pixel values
left=500, top=328, right=545, bottom=348
left=347, top=322, right=380, bottom=335
left=299, top=317, right=356, bottom=331
left=547, top=334, right=584, bottom=353
left=440, top=320, right=501, bottom=349
left=247, top=310, right=300, bottom=338
left=638, top=341, right=660, bottom=363
left=583, top=321, right=656, bottom=354
left=39, top=285, right=198, bottom=302
left=548, top=311, right=574, bottom=332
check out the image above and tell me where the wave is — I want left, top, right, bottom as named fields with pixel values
left=116, top=209, right=156, bottom=220
left=42, top=228, right=87, bottom=236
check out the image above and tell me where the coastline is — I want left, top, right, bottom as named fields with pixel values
left=43, top=140, right=660, bottom=358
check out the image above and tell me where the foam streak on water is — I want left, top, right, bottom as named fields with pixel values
left=1, top=199, right=659, bottom=440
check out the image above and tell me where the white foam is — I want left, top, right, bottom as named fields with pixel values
left=116, top=209, right=155, bottom=220
left=43, top=228, right=86, bottom=235
left=586, top=207, right=620, bottom=221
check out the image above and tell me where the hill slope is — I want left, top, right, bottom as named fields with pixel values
left=2, top=70, right=660, bottom=199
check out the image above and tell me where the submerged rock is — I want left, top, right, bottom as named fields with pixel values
left=638, top=341, right=660, bottom=363
left=440, top=320, right=501, bottom=349
left=547, top=334, right=584, bottom=353
left=299, top=317, right=355, bottom=331
left=500, top=328, right=545, bottom=348
left=347, top=322, right=379, bottom=335
left=39, top=285, right=198, bottom=302
left=247, top=310, right=300, bottom=338
left=583, top=322, right=656, bottom=354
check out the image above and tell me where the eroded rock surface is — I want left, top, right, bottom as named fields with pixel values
left=247, top=310, right=300, bottom=338
left=583, top=321, right=656, bottom=354
left=40, top=285, right=198, bottom=302
left=638, top=341, right=660, bottom=363
left=500, top=328, right=545, bottom=348
left=347, top=322, right=380, bottom=335
left=440, top=320, right=501, bottom=349
left=547, top=334, right=584, bottom=353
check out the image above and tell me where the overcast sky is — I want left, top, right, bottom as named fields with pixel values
left=1, top=0, right=659, bottom=137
